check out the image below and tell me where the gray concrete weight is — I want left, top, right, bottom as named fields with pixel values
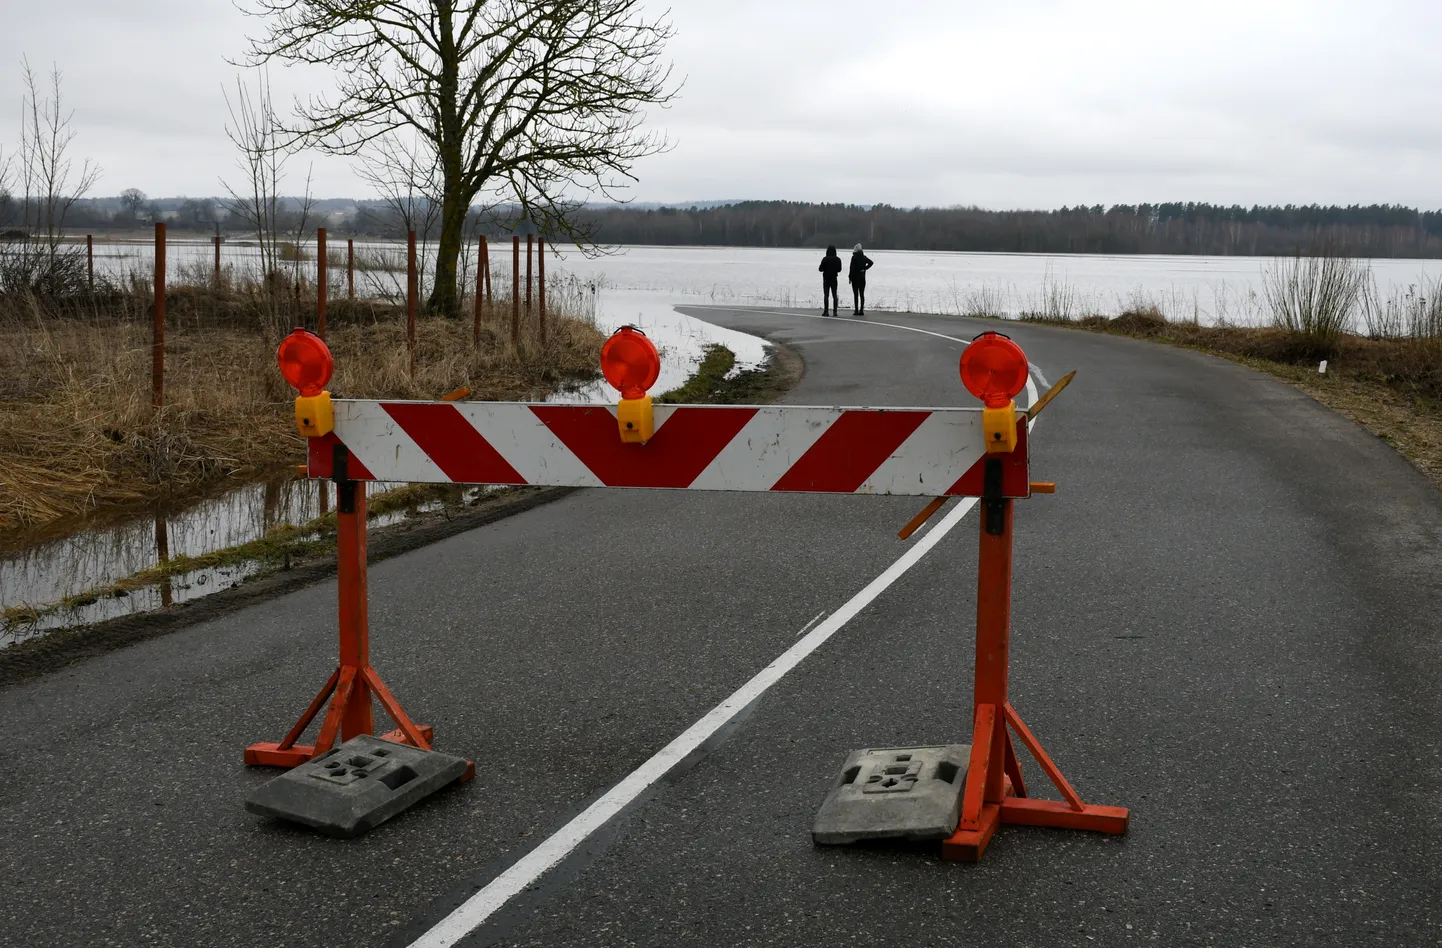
left=245, top=735, right=469, bottom=838
left=812, top=745, right=969, bottom=845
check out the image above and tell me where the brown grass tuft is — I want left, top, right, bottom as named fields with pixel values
left=0, top=282, right=602, bottom=547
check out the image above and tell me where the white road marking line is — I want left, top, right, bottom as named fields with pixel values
left=795, top=611, right=828, bottom=638
left=407, top=495, right=982, bottom=948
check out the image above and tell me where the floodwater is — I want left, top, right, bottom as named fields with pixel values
left=85, top=237, right=1442, bottom=325
left=15, top=237, right=1442, bottom=643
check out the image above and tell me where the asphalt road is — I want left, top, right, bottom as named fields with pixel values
left=2, top=307, right=1440, bottom=948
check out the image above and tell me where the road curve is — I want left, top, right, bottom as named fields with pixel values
left=0, top=307, right=1439, bottom=948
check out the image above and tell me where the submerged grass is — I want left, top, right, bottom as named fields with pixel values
left=0, top=279, right=603, bottom=547
left=1, top=481, right=501, bottom=629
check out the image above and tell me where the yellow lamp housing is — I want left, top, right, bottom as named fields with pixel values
left=617, top=395, right=654, bottom=444
left=981, top=400, right=1018, bottom=454
left=294, top=391, right=334, bottom=438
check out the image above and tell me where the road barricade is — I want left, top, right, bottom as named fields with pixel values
left=249, top=324, right=1127, bottom=860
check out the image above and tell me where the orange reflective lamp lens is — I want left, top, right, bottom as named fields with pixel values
left=600, top=326, right=661, bottom=399
left=960, top=332, right=1028, bottom=408
left=277, top=329, right=334, bottom=397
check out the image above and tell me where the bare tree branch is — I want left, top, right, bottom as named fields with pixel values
left=241, top=0, right=677, bottom=315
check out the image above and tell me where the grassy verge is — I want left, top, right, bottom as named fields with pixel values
left=0, top=281, right=604, bottom=550
left=659, top=342, right=803, bottom=406
left=1020, top=309, right=1442, bottom=489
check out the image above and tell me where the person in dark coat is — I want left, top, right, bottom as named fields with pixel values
left=848, top=243, right=874, bottom=315
left=818, top=245, right=842, bottom=315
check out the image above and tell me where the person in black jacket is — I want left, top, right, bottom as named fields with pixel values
left=848, top=244, right=874, bottom=315
left=818, top=245, right=842, bottom=315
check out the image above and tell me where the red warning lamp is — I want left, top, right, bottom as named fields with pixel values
left=278, top=328, right=334, bottom=397
left=960, top=332, right=1029, bottom=408
left=277, top=329, right=335, bottom=438
left=601, top=326, right=660, bottom=444
left=600, top=325, right=661, bottom=400
left=961, top=332, right=1028, bottom=455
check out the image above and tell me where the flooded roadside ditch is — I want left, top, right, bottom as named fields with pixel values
left=1, top=296, right=773, bottom=649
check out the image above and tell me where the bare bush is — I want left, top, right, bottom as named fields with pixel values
left=1025, top=266, right=1076, bottom=321
left=0, top=61, right=100, bottom=297
left=1262, top=249, right=1368, bottom=354
left=962, top=283, right=1008, bottom=319
left=1360, top=274, right=1442, bottom=341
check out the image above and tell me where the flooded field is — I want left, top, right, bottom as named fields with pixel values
left=15, top=237, right=1438, bottom=644
left=82, top=237, right=1442, bottom=326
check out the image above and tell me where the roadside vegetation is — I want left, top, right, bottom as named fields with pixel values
left=1, top=338, right=801, bottom=647
left=0, top=268, right=605, bottom=549
left=1014, top=249, right=1442, bottom=487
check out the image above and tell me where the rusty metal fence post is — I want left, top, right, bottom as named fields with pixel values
left=153, top=223, right=166, bottom=411
left=347, top=238, right=355, bottom=300
left=511, top=236, right=520, bottom=351
left=538, top=236, right=546, bottom=348
left=482, top=235, right=492, bottom=306
left=317, top=227, right=328, bottom=339
left=478, top=236, right=490, bottom=343
left=86, top=234, right=93, bottom=292
left=407, top=230, right=418, bottom=377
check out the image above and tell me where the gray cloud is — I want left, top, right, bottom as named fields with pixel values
left=3, top=0, right=1441, bottom=207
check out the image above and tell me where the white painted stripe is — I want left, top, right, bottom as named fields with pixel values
left=456, top=403, right=604, bottom=488
left=687, top=406, right=835, bottom=491
left=861, top=410, right=986, bottom=495
left=335, top=401, right=449, bottom=484
left=406, top=495, right=982, bottom=948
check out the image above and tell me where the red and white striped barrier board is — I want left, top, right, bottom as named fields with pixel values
left=307, top=401, right=1031, bottom=497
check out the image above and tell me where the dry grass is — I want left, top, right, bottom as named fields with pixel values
left=0, top=283, right=602, bottom=548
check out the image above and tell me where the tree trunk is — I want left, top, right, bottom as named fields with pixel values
left=429, top=202, right=465, bottom=317
left=426, top=0, right=464, bottom=317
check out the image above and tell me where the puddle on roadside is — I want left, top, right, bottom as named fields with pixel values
left=0, top=478, right=491, bottom=648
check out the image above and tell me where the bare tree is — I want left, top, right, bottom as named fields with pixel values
left=355, top=131, right=444, bottom=297
left=220, top=71, right=292, bottom=292
left=0, top=146, right=15, bottom=231
left=3, top=60, right=101, bottom=294
left=241, top=0, right=677, bottom=316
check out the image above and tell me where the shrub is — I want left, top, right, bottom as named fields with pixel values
left=1262, top=250, right=1367, bottom=358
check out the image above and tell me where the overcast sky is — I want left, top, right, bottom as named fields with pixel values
left=4, top=0, right=1442, bottom=208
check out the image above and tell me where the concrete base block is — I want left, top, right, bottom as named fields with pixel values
left=812, top=744, right=969, bottom=845
left=245, top=735, right=468, bottom=838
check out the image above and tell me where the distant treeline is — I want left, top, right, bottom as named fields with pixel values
left=576, top=201, right=1442, bottom=258
left=29, top=197, right=1442, bottom=259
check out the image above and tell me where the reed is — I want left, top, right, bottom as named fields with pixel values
left=0, top=274, right=602, bottom=542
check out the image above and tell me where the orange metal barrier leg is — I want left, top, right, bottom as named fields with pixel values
left=942, top=495, right=1129, bottom=862
left=246, top=476, right=441, bottom=768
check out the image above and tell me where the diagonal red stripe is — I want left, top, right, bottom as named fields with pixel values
left=771, top=410, right=931, bottom=493
left=530, top=405, right=757, bottom=488
left=944, top=418, right=1030, bottom=498
left=308, top=432, right=376, bottom=480
left=381, top=403, right=526, bottom=485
